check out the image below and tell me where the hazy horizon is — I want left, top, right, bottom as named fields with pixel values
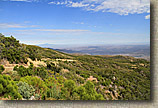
left=37, top=42, right=150, bottom=49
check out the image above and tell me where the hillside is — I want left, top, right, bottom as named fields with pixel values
left=0, top=34, right=150, bottom=100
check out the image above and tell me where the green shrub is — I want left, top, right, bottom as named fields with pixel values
left=0, top=74, right=22, bottom=100
left=20, top=76, right=47, bottom=97
left=17, top=81, right=35, bottom=99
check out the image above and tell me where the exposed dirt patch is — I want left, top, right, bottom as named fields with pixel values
left=1, top=58, right=47, bottom=73
left=61, top=69, right=69, bottom=73
left=1, top=59, right=28, bottom=73
left=27, top=58, right=47, bottom=67
left=55, top=59, right=76, bottom=62
left=86, top=76, right=98, bottom=82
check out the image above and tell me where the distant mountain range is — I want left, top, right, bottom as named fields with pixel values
left=38, top=44, right=150, bottom=60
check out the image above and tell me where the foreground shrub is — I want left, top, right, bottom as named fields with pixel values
left=17, top=81, right=35, bottom=99
left=0, top=74, right=22, bottom=100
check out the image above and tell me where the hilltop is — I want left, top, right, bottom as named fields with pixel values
left=0, top=34, right=150, bottom=100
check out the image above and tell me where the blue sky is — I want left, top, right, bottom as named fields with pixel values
left=0, top=0, right=150, bottom=45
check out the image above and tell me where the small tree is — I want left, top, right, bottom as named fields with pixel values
left=61, top=80, right=76, bottom=100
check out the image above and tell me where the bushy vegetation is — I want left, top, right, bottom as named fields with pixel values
left=17, top=81, right=35, bottom=99
left=60, top=80, right=104, bottom=100
left=0, top=74, right=22, bottom=100
left=14, top=63, right=49, bottom=80
left=0, top=34, right=150, bottom=100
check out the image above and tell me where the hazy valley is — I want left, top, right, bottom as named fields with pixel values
left=38, top=44, right=150, bottom=60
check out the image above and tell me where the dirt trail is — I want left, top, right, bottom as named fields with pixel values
left=27, top=58, right=47, bottom=67
left=1, top=58, right=47, bottom=73
left=2, top=58, right=74, bottom=72
left=55, top=59, right=76, bottom=62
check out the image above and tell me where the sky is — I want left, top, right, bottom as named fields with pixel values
left=0, top=0, right=150, bottom=45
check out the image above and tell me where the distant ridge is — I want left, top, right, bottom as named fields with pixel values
left=48, top=45, right=150, bottom=60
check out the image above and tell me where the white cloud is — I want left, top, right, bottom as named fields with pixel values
left=145, top=14, right=150, bottom=19
left=81, top=22, right=84, bottom=24
left=73, top=22, right=84, bottom=25
left=91, top=4, right=95, bottom=7
left=93, top=0, right=150, bottom=15
left=4, top=0, right=39, bottom=2
left=5, top=0, right=150, bottom=16
left=48, top=1, right=56, bottom=4
left=10, top=0, right=31, bottom=2
left=0, top=23, right=39, bottom=28
left=16, top=29, right=90, bottom=32
left=35, top=29, right=89, bottom=32
left=49, top=1, right=89, bottom=7
left=49, top=0, right=150, bottom=16
left=69, top=2, right=89, bottom=7
left=0, top=23, right=26, bottom=28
